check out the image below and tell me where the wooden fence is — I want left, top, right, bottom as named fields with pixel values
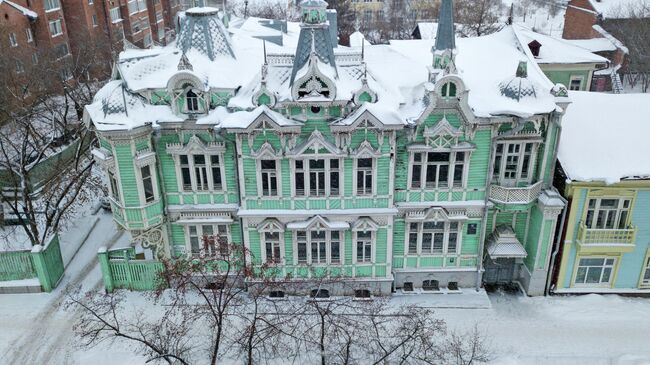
left=0, top=234, right=65, bottom=292
left=98, top=247, right=165, bottom=292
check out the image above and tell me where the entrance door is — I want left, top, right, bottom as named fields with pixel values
left=484, top=258, right=515, bottom=285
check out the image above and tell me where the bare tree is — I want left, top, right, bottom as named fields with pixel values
left=455, top=0, right=505, bottom=37
left=607, top=2, right=650, bottom=92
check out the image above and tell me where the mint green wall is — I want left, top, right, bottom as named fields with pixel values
left=541, top=69, right=591, bottom=91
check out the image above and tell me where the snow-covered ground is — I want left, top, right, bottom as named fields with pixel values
left=2, top=208, right=650, bottom=365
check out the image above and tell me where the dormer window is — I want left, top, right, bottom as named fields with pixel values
left=186, top=89, right=199, bottom=112
left=441, top=82, right=456, bottom=98
left=528, top=40, right=541, bottom=58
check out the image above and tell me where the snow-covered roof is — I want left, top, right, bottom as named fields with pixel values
left=558, top=91, right=650, bottom=184
left=0, top=0, right=37, bottom=19
left=564, top=38, right=617, bottom=53
left=513, top=25, right=608, bottom=65
left=218, top=105, right=302, bottom=129
left=390, top=26, right=558, bottom=118
left=486, top=225, right=527, bottom=259
left=588, top=0, right=650, bottom=18
left=414, top=22, right=439, bottom=40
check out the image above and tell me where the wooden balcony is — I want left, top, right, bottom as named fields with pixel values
left=576, top=222, right=637, bottom=253
left=488, top=181, right=542, bottom=205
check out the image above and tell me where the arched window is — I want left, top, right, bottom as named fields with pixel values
left=186, top=89, right=199, bottom=112
left=441, top=82, right=457, bottom=98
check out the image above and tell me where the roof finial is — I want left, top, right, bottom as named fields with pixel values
left=516, top=61, right=528, bottom=78
left=263, top=40, right=267, bottom=65
left=177, top=52, right=194, bottom=71
left=434, top=0, right=455, bottom=52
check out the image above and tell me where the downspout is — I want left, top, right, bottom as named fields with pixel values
left=476, top=128, right=497, bottom=291
left=545, top=193, right=567, bottom=295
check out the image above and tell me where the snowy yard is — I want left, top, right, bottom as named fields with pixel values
left=2, top=213, right=650, bottom=365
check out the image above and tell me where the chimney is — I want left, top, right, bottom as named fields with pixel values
left=327, top=9, right=338, bottom=48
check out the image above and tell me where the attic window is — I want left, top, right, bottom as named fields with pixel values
left=441, top=82, right=457, bottom=98
left=310, top=106, right=321, bottom=114
left=186, top=90, right=199, bottom=112
left=528, top=40, right=541, bottom=58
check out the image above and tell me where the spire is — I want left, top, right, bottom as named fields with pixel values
left=434, top=0, right=455, bottom=52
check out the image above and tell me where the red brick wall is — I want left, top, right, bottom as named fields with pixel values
left=562, top=0, right=599, bottom=40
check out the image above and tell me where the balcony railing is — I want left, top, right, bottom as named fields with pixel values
left=577, top=222, right=637, bottom=246
left=488, top=181, right=542, bottom=204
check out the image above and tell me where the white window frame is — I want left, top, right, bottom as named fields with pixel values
left=407, top=221, right=462, bottom=255
left=294, top=229, right=343, bottom=265
left=573, top=257, right=616, bottom=287
left=584, top=197, right=631, bottom=230
left=49, top=19, right=63, bottom=37
left=186, top=223, right=230, bottom=257
left=92, top=14, right=98, bottom=27
left=138, top=164, right=158, bottom=204
left=45, top=0, right=61, bottom=11
left=25, top=28, right=33, bottom=43
left=569, top=76, right=584, bottom=91
left=176, top=153, right=226, bottom=193
left=292, top=158, right=341, bottom=197
left=109, top=7, right=122, bottom=22
left=263, top=231, right=283, bottom=263
left=408, top=151, right=467, bottom=189
left=9, top=32, right=17, bottom=47
left=107, top=170, right=122, bottom=204
left=492, top=141, right=537, bottom=187
left=258, top=159, right=280, bottom=197
left=354, top=230, right=374, bottom=263
left=354, top=157, right=374, bottom=196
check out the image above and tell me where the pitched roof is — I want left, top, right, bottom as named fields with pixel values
left=0, top=0, right=37, bottom=19
left=513, top=25, right=608, bottom=65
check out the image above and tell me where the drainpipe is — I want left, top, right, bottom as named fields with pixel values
left=476, top=129, right=497, bottom=291
left=545, top=192, right=567, bottom=295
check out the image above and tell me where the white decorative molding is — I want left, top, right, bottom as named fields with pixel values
left=288, top=130, right=343, bottom=157
left=251, top=141, right=282, bottom=159
left=351, top=140, right=382, bottom=158
left=91, top=148, right=116, bottom=173
left=286, top=215, right=350, bottom=231
left=134, top=149, right=156, bottom=168
left=257, top=218, right=285, bottom=232
left=166, top=135, right=226, bottom=155
left=351, top=217, right=379, bottom=232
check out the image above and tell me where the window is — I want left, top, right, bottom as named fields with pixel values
left=493, top=142, right=536, bottom=186
left=260, top=160, right=278, bottom=196
left=92, top=14, right=98, bottom=27
left=310, top=289, right=330, bottom=298
left=407, top=221, right=461, bottom=255
left=264, top=232, right=281, bottom=262
left=156, top=11, right=164, bottom=22
left=127, top=0, right=139, bottom=14
left=569, top=76, right=583, bottom=91
left=403, top=282, right=414, bottom=292
left=186, top=90, right=199, bottom=112
left=422, top=280, right=439, bottom=291
left=410, top=151, right=466, bottom=189
left=441, top=82, right=457, bottom=97
left=108, top=171, right=120, bottom=202
left=177, top=154, right=223, bottom=192
left=31, top=53, right=38, bottom=65
left=25, top=28, right=33, bottom=43
left=140, top=165, right=155, bottom=203
left=376, top=10, right=384, bottom=19
left=158, top=27, right=165, bottom=41
left=188, top=224, right=229, bottom=257
left=45, top=0, right=61, bottom=11
left=294, top=159, right=340, bottom=197
left=55, top=43, right=69, bottom=58
left=143, top=33, right=152, bottom=48
left=15, top=60, right=24, bottom=74
left=642, top=255, right=650, bottom=287
left=575, top=257, right=616, bottom=286
left=356, top=158, right=373, bottom=195
left=363, top=10, right=372, bottom=23
left=585, top=198, right=631, bottom=230
left=269, top=290, right=285, bottom=298
left=356, top=231, right=372, bottom=263
left=49, top=19, right=63, bottom=37
left=110, top=7, right=121, bottom=22
left=295, top=230, right=342, bottom=265
left=354, top=289, right=371, bottom=298
left=9, top=33, right=17, bottom=47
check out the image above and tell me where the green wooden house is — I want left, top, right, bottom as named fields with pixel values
left=85, top=0, right=567, bottom=296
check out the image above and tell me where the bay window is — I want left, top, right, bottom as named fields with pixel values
left=295, top=230, right=343, bottom=265
left=409, top=151, right=466, bottom=189
left=177, top=154, right=224, bottom=192
left=407, top=221, right=461, bottom=255
left=585, top=198, right=631, bottom=230
left=294, top=158, right=341, bottom=197
left=492, top=141, right=536, bottom=186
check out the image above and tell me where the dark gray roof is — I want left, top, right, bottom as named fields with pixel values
left=177, top=8, right=235, bottom=61
left=434, top=0, right=455, bottom=51
left=290, top=27, right=337, bottom=85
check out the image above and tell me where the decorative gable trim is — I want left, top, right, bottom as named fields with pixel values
left=251, top=141, right=282, bottom=159
left=257, top=218, right=285, bottom=232
left=91, top=148, right=116, bottom=173
left=286, top=215, right=350, bottom=230
left=134, top=149, right=156, bottom=168
left=351, top=217, right=379, bottom=232
left=351, top=140, right=382, bottom=158
left=288, top=130, right=343, bottom=157
left=405, top=207, right=468, bottom=222
left=166, top=135, right=226, bottom=155
left=423, top=116, right=463, bottom=138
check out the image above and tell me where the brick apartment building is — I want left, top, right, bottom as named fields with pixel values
left=0, top=0, right=182, bottom=82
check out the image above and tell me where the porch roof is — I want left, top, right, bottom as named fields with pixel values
left=486, top=225, right=527, bottom=259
